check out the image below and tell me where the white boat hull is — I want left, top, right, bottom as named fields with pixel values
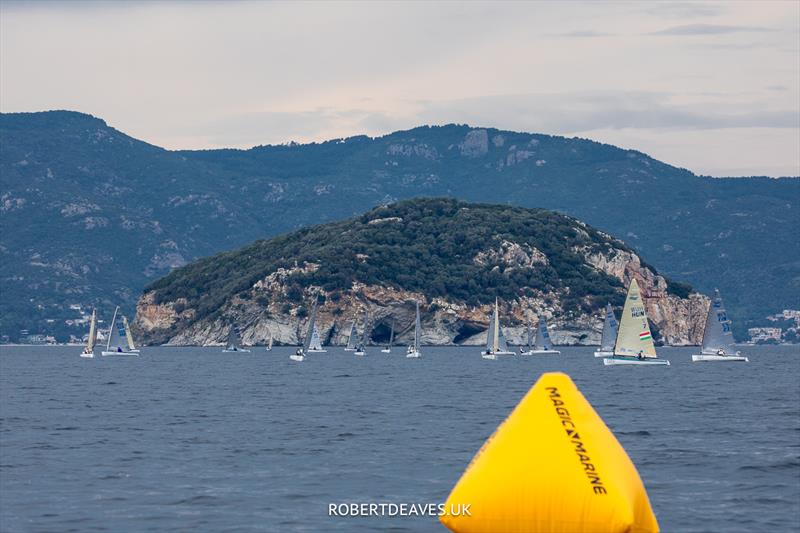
left=381, top=349, right=391, bottom=353
left=80, top=352, right=94, bottom=358
left=481, top=353, right=497, bottom=360
left=594, top=350, right=613, bottom=358
left=520, top=349, right=561, bottom=355
left=406, top=351, right=421, bottom=358
left=289, top=354, right=305, bottom=362
left=307, top=349, right=327, bottom=353
left=101, top=350, right=138, bottom=356
left=692, top=354, right=748, bottom=362
left=222, top=348, right=251, bottom=353
left=603, top=356, right=670, bottom=366
left=354, top=351, right=366, bottom=356
left=344, top=348, right=356, bottom=352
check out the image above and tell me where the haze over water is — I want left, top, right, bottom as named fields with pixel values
left=1, top=345, right=798, bottom=532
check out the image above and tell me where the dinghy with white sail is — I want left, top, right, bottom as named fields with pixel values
left=80, top=308, right=97, bottom=358
left=522, top=317, right=560, bottom=355
left=122, top=316, right=140, bottom=353
left=266, top=332, right=273, bottom=351
left=291, top=296, right=319, bottom=361
left=482, top=298, right=514, bottom=358
left=344, top=320, right=358, bottom=351
left=222, top=324, right=250, bottom=353
left=308, top=323, right=327, bottom=353
left=692, top=289, right=748, bottom=362
left=594, top=304, right=618, bottom=357
left=381, top=320, right=394, bottom=353
left=101, top=306, right=138, bottom=356
left=604, top=279, right=669, bottom=366
left=354, top=311, right=368, bottom=356
left=406, top=302, right=422, bottom=358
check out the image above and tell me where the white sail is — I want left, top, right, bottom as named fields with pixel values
left=105, top=306, right=127, bottom=351
left=599, top=304, right=618, bottom=352
left=226, top=325, right=241, bottom=351
left=614, top=279, right=657, bottom=358
left=346, top=320, right=357, bottom=350
left=85, top=309, right=97, bottom=352
left=526, top=321, right=533, bottom=351
left=388, top=321, right=395, bottom=348
left=309, top=325, right=323, bottom=351
left=303, top=296, right=319, bottom=353
left=122, top=316, right=137, bottom=351
left=492, top=300, right=500, bottom=352
left=485, top=310, right=496, bottom=351
left=701, top=289, right=736, bottom=354
left=533, top=317, right=553, bottom=351
left=413, top=302, right=421, bottom=352
left=268, top=333, right=273, bottom=350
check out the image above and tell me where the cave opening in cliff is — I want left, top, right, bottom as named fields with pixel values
left=453, top=322, right=485, bottom=344
left=370, top=323, right=392, bottom=344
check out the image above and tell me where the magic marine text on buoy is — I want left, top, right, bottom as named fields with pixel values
left=440, top=372, right=659, bottom=533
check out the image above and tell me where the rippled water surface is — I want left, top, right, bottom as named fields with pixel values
left=1, top=345, right=798, bottom=532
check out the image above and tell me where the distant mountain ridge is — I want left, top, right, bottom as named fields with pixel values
left=1, top=110, right=797, bottom=341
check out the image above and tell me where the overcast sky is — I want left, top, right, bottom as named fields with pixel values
left=1, top=0, right=798, bottom=176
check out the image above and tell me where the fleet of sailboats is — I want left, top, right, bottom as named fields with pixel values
left=594, top=304, right=618, bottom=357
left=77, top=284, right=752, bottom=365
left=101, top=306, right=139, bottom=356
left=603, top=279, right=670, bottom=366
left=406, top=302, right=422, bottom=358
left=692, top=289, right=748, bottom=362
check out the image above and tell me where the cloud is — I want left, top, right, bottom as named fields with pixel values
left=548, top=30, right=614, bottom=38
left=650, top=23, right=773, bottom=35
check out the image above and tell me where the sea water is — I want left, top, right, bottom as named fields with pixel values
left=1, top=345, right=798, bottom=532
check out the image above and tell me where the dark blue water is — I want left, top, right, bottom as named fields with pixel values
left=1, top=345, right=798, bottom=532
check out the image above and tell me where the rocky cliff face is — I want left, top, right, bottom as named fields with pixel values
left=133, top=247, right=708, bottom=347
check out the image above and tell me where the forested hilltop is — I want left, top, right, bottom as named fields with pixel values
left=135, top=199, right=706, bottom=347
left=2, top=111, right=796, bottom=341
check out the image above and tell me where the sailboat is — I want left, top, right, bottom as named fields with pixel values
left=308, top=323, right=327, bottom=353
left=291, top=296, right=318, bottom=361
left=482, top=298, right=514, bottom=359
left=406, top=302, right=422, bottom=358
left=122, top=316, right=140, bottom=353
left=521, top=317, right=560, bottom=355
left=222, top=324, right=250, bottom=353
left=354, top=311, right=368, bottom=356
left=101, top=306, right=139, bottom=356
left=80, top=308, right=97, bottom=358
left=692, top=289, right=748, bottom=362
left=381, top=320, right=394, bottom=353
left=344, top=319, right=358, bottom=351
left=603, top=279, right=669, bottom=366
left=594, top=304, right=618, bottom=357
left=266, top=332, right=273, bottom=351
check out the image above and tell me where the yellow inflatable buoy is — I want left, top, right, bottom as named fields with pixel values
left=440, top=372, right=659, bottom=533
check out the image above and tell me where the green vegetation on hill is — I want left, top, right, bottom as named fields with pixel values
left=148, top=199, right=658, bottom=320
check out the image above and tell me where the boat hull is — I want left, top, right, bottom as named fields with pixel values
left=343, top=348, right=356, bottom=352
left=289, top=354, right=305, bottom=362
left=354, top=351, right=366, bottom=356
left=406, top=351, right=421, bottom=358
left=593, top=350, right=613, bottom=358
left=603, top=356, right=669, bottom=366
left=80, top=352, right=94, bottom=358
left=101, top=351, right=138, bottom=356
left=481, top=353, right=497, bottom=360
left=222, top=349, right=251, bottom=353
left=521, top=349, right=560, bottom=355
left=692, top=354, right=748, bottom=362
